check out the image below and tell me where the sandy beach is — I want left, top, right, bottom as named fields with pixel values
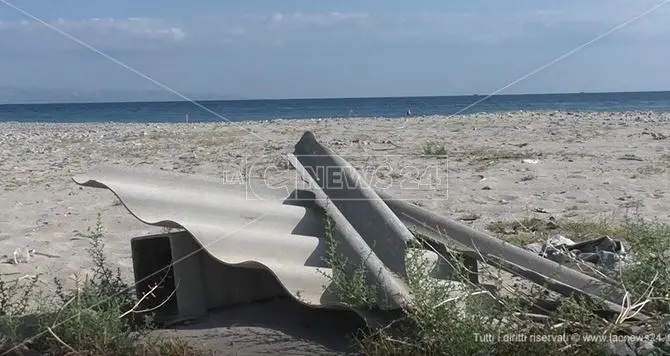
left=2, top=110, right=670, bottom=353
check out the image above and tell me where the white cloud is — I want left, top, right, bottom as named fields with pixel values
left=1, top=2, right=669, bottom=97
left=264, top=11, right=368, bottom=25
left=0, top=4, right=668, bottom=54
left=0, top=17, right=186, bottom=51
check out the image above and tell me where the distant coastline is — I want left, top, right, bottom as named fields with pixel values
left=2, top=90, right=670, bottom=106
left=0, top=87, right=247, bottom=106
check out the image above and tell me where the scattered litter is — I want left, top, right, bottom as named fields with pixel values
left=351, top=138, right=371, bottom=146
left=16, top=274, right=39, bottom=281
left=381, top=139, right=401, bottom=148
left=34, top=251, right=61, bottom=258
left=523, top=235, right=631, bottom=272
left=618, top=154, right=644, bottom=161
left=12, top=247, right=35, bottom=264
left=3, top=248, right=58, bottom=265
left=522, top=159, right=539, bottom=164
left=458, top=213, right=480, bottom=221
left=0, top=272, right=20, bottom=276
left=650, top=132, right=668, bottom=140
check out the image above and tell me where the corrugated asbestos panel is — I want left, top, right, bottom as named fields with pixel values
left=72, top=165, right=341, bottom=308
left=290, top=131, right=419, bottom=309
left=71, top=129, right=645, bottom=324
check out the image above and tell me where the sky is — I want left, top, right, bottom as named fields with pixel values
left=0, top=0, right=669, bottom=99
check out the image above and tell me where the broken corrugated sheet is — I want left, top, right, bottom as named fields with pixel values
left=73, top=166, right=339, bottom=308
left=72, top=130, right=643, bottom=329
left=290, top=131, right=423, bottom=309
left=72, top=163, right=458, bottom=322
left=380, top=193, right=643, bottom=319
left=286, top=131, right=639, bottom=319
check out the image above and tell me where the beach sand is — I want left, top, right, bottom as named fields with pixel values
left=2, top=110, right=670, bottom=353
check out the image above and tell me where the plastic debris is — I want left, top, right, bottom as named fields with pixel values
left=12, top=247, right=35, bottom=264
left=523, top=235, right=631, bottom=272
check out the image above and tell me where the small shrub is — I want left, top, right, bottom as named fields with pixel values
left=0, top=214, right=206, bottom=356
left=320, top=216, right=378, bottom=309
left=619, top=219, right=670, bottom=313
left=422, top=141, right=447, bottom=157
left=468, top=148, right=534, bottom=164
left=0, top=276, right=40, bottom=350
left=486, top=216, right=624, bottom=244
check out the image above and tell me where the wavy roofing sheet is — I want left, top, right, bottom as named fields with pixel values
left=73, top=166, right=344, bottom=308
left=68, top=133, right=507, bottom=324
left=72, top=131, right=641, bottom=326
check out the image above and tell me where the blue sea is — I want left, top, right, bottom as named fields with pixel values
left=2, top=91, right=670, bottom=123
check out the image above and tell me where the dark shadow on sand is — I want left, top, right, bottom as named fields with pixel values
left=162, top=297, right=366, bottom=354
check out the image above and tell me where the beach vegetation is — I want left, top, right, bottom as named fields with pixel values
left=421, top=141, right=448, bottom=157
left=0, top=214, right=210, bottom=356
left=2, top=211, right=670, bottom=355
left=321, top=212, right=670, bottom=355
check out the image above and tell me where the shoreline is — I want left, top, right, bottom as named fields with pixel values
left=2, top=109, right=670, bottom=125
left=1, top=89, right=670, bottom=107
